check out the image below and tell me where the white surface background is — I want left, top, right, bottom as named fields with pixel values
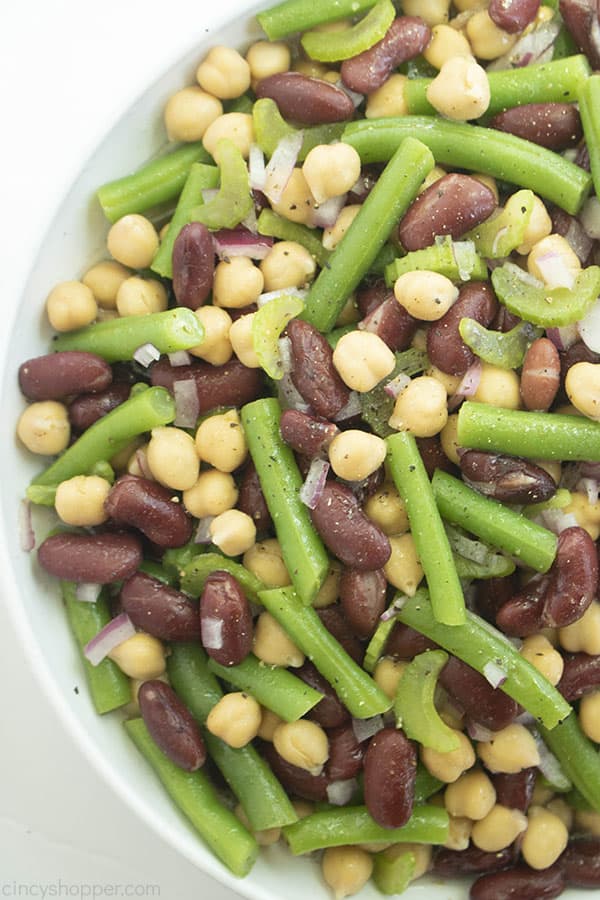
left=0, top=2, right=242, bottom=898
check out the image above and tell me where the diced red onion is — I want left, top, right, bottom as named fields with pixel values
left=201, top=188, right=219, bottom=204
left=384, top=372, right=411, bottom=399
left=240, top=204, right=258, bottom=235
left=75, top=582, right=102, bottom=604
left=578, top=477, right=599, bottom=505
left=173, top=379, right=200, bottom=428
left=336, top=80, right=364, bottom=108
left=468, top=721, right=497, bottom=742
left=134, top=447, right=153, bottom=480
left=213, top=229, right=274, bottom=261
left=448, top=360, right=482, bottom=412
left=326, top=778, right=357, bottom=806
left=194, top=516, right=215, bottom=544
left=578, top=298, right=600, bottom=354
left=531, top=730, right=571, bottom=790
left=168, top=350, right=192, bottom=367
left=533, top=251, right=576, bottom=290
left=581, top=197, right=600, bottom=240
left=487, top=20, right=559, bottom=71
left=133, top=342, right=161, bottom=368
left=482, top=660, right=508, bottom=689
left=333, top=391, right=362, bottom=422
left=258, top=287, right=308, bottom=308
left=19, top=499, right=35, bottom=552
left=563, top=217, right=593, bottom=264
left=201, top=615, right=224, bottom=651
left=312, top=193, right=347, bottom=229
left=299, top=458, right=330, bottom=510
left=546, top=324, right=579, bottom=352
left=540, top=508, right=579, bottom=535
left=83, top=613, right=136, bottom=666
left=264, top=132, right=304, bottom=204
left=248, top=143, right=266, bottom=191
left=352, top=715, right=384, bottom=743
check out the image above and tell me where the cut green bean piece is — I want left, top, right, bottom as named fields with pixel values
left=459, top=319, right=543, bottom=369
left=208, top=654, right=323, bottom=722
left=62, top=582, right=130, bottom=715
left=458, top=401, right=600, bottom=463
left=54, top=308, right=204, bottom=362
left=181, top=552, right=267, bottom=603
left=579, top=75, right=600, bottom=200
left=284, top=805, right=449, bottom=854
left=360, top=348, right=429, bottom=438
left=29, top=386, right=175, bottom=492
left=125, top=718, right=258, bottom=876
left=301, top=0, right=395, bottom=61
left=414, top=764, right=444, bottom=803
left=257, top=209, right=330, bottom=268
left=385, top=236, right=488, bottom=286
left=363, top=601, right=400, bottom=673
left=190, top=139, right=253, bottom=230
left=137, top=560, right=178, bottom=586
left=303, top=137, right=434, bottom=332
left=161, top=541, right=205, bottom=581
left=343, top=116, right=592, bottom=215
left=257, top=0, right=379, bottom=39
left=373, top=847, right=416, bottom=895
left=252, top=98, right=345, bottom=162
left=168, top=644, right=298, bottom=830
left=397, top=591, right=572, bottom=729
left=151, top=162, right=219, bottom=278
left=97, top=142, right=211, bottom=223
left=259, top=586, right=392, bottom=718
left=395, top=650, right=460, bottom=752
left=241, top=398, right=329, bottom=604
left=540, top=712, right=600, bottom=812
left=466, top=189, right=535, bottom=258
left=387, top=432, right=466, bottom=626
left=432, top=469, right=557, bottom=572
left=253, top=293, right=305, bottom=379
left=491, top=262, right=600, bottom=327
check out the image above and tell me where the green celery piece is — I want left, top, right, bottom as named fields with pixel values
left=252, top=98, right=344, bottom=161
left=359, top=348, right=429, bottom=438
left=395, top=650, right=460, bottom=752
left=252, top=294, right=305, bottom=379
left=466, top=190, right=535, bottom=258
left=301, top=0, right=395, bottom=62
left=458, top=319, right=543, bottom=369
left=373, top=847, right=416, bottom=895
left=385, top=236, right=488, bottom=286
left=491, top=263, right=600, bottom=326
left=190, top=139, right=253, bottom=230
left=180, top=552, right=266, bottom=603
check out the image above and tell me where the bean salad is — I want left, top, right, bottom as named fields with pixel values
left=15, top=0, right=600, bottom=895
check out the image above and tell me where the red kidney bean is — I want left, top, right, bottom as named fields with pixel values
left=427, top=281, right=498, bottom=376
left=561, top=837, right=600, bottom=887
left=439, top=656, right=520, bottom=731
left=497, top=526, right=598, bottom=635
left=559, top=0, right=600, bottom=69
left=489, top=0, right=540, bottom=31
left=297, top=660, right=349, bottom=728
left=138, top=680, right=206, bottom=772
left=416, top=436, right=457, bottom=478
left=359, top=295, right=418, bottom=352
left=105, top=475, right=192, bottom=549
left=172, top=222, right=215, bottom=310
left=475, top=575, right=517, bottom=624
left=341, top=16, right=431, bottom=93
left=317, top=605, right=365, bottom=665
left=350, top=465, right=386, bottom=507
left=364, top=727, right=416, bottom=828
left=398, top=174, right=497, bottom=252
left=459, top=451, right=557, bottom=504
left=551, top=208, right=593, bottom=265
left=151, top=357, right=263, bottom=415
left=287, top=319, right=350, bottom=420
left=520, top=337, right=561, bottom=412
left=348, top=166, right=381, bottom=204
left=384, top=622, right=438, bottom=659
left=327, top=723, right=366, bottom=781
left=470, top=863, right=565, bottom=900
left=69, top=382, right=131, bottom=431
left=311, top=481, right=391, bottom=571
left=492, top=305, right=522, bottom=333
left=557, top=652, right=600, bottom=701
left=200, top=571, right=253, bottom=666
left=37, top=532, right=142, bottom=583
left=339, top=568, right=387, bottom=640
left=433, top=844, right=518, bottom=878
left=255, top=72, right=355, bottom=124
left=280, top=408, right=339, bottom=457
left=237, top=461, right=272, bottom=533
left=19, top=351, right=112, bottom=401
left=493, top=768, right=536, bottom=813
left=356, top=279, right=393, bottom=318
left=120, top=571, right=200, bottom=641
left=490, top=102, right=582, bottom=150
left=261, top=742, right=331, bottom=801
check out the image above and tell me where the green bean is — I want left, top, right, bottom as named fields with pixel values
left=124, top=718, right=259, bottom=876
left=167, top=644, right=298, bottom=831
left=373, top=847, right=415, bottom=895
left=303, top=137, right=434, bottom=332
left=577, top=74, right=600, bottom=203
left=432, top=470, right=557, bottom=573
left=258, top=586, right=392, bottom=718
left=257, top=0, right=378, bottom=39
left=397, top=591, right=572, bottom=730
left=208, top=654, right=323, bottom=722
left=257, top=209, right=331, bottom=268
left=385, top=236, right=488, bottom=286
left=180, top=551, right=266, bottom=603
left=301, top=0, right=395, bottom=62
left=283, top=805, right=449, bottom=854
left=241, top=398, right=329, bottom=604
left=343, top=116, right=592, bottom=215
left=386, top=432, right=466, bottom=626
left=62, top=582, right=130, bottom=715
left=540, top=712, right=600, bottom=813
left=97, top=143, right=211, bottom=223
left=414, top=764, right=444, bottom=803
left=405, top=55, right=591, bottom=118
left=151, top=163, right=219, bottom=278
left=160, top=541, right=205, bottom=582
left=137, top=560, right=178, bottom=586
left=395, top=650, right=460, bottom=752
left=363, top=600, right=400, bottom=673
left=29, top=386, right=175, bottom=492
left=457, top=400, right=600, bottom=462
left=53, top=308, right=204, bottom=362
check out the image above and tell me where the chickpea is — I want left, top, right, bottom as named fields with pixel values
left=424, top=24, right=472, bottom=69
left=202, top=113, right=254, bottom=160
left=55, top=475, right=112, bottom=527
left=164, top=87, right=223, bottom=142
left=321, top=205, right=360, bottom=252
left=206, top=692, right=262, bottom=748
left=313, top=561, right=342, bottom=608
left=195, top=409, right=247, bottom=472
left=426, top=56, right=491, bottom=121
left=473, top=362, right=521, bottom=409
left=394, top=270, right=458, bottom=321
left=107, top=214, right=159, bottom=270
left=365, top=482, right=409, bottom=536
left=417, top=165, right=447, bottom=195
left=111, top=436, right=144, bottom=474
left=82, top=260, right=130, bottom=309
left=575, top=808, right=600, bottom=837
left=520, top=633, right=564, bottom=686
left=146, top=426, right=200, bottom=491
left=293, top=59, right=329, bottom=79
left=17, top=401, right=70, bottom=456
left=229, top=314, right=261, bottom=368
left=46, top=280, right=97, bottom=332
left=581, top=196, right=600, bottom=240
left=560, top=600, right=600, bottom=658
left=402, top=0, right=451, bottom=25
left=188, top=306, right=233, bottom=365
left=532, top=777, right=555, bottom=807
left=580, top=690, right=600, bottom=743
left=246, top=40, right=291, bottom=84
left=374, top=657, right=408, bottom=699
left=444, top=769, right=497, bottom=821
left=546, top=797, right=574, bottom=832
left=321, top=846, right=373, bottom=899
left=270, top=168, right=317, bottom=226
left=302, top=143, right=362, bottom=205
left=260, top=241, right=316, bottom=291
left=235, top=803, right=281, bottom=846
left=116, top=276, right=167, bottom=317
left=421, top=729, right=475, bottom=782
left=183, top=469, right=238, bottom=518
left=328, top=430, right=387, bottom=482
left=521, top=806, right=568, bottom=870
left=516, top=195, right=553, bottom=255
left=562, top=491, right=600, bottom=540
left=528, top=233, right=581, bottom=289
left=466, top=11, right=517, bottom=60
left=243, top=539, right=291, bottom=588
left=258, top=707, right=285, bottom=742
left=212, top=256, right=264, bottom=309
left=273, top=720, right=329, bottom=775
left=109, top=632, right=166, bottom=680
left=477, top=723, right=540, bottom=773
left=127, top=443, right=152, bottom=479
left=292, top=799, right=315, bottom=819
left=253, top=611, right=305, bottom=667
left=443, top=814, right=473, bottom=851
left=472, top=173, right=499, bottom=203
left=384, top=533, right=424, bottom=595
left=365, top=74, right=409, bottom=119
left=440, top=414, right=461, bottom=465
left=196, top=46, right=251, bottom=99
left=471, top=804, right=528, bottom=852
left=333, top=331, right=395, bottom=392
left=565, top=362, right=600, bottom=421
left=428, top=366, right=462, bottom=397
left=209, top=509, right=256, bottom=557
left=534, top=459, right=561, bottom=485
left=388, top=376, right=448, bottom=437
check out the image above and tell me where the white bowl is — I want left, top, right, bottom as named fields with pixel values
left=0, top=2, right=586, bottom=898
